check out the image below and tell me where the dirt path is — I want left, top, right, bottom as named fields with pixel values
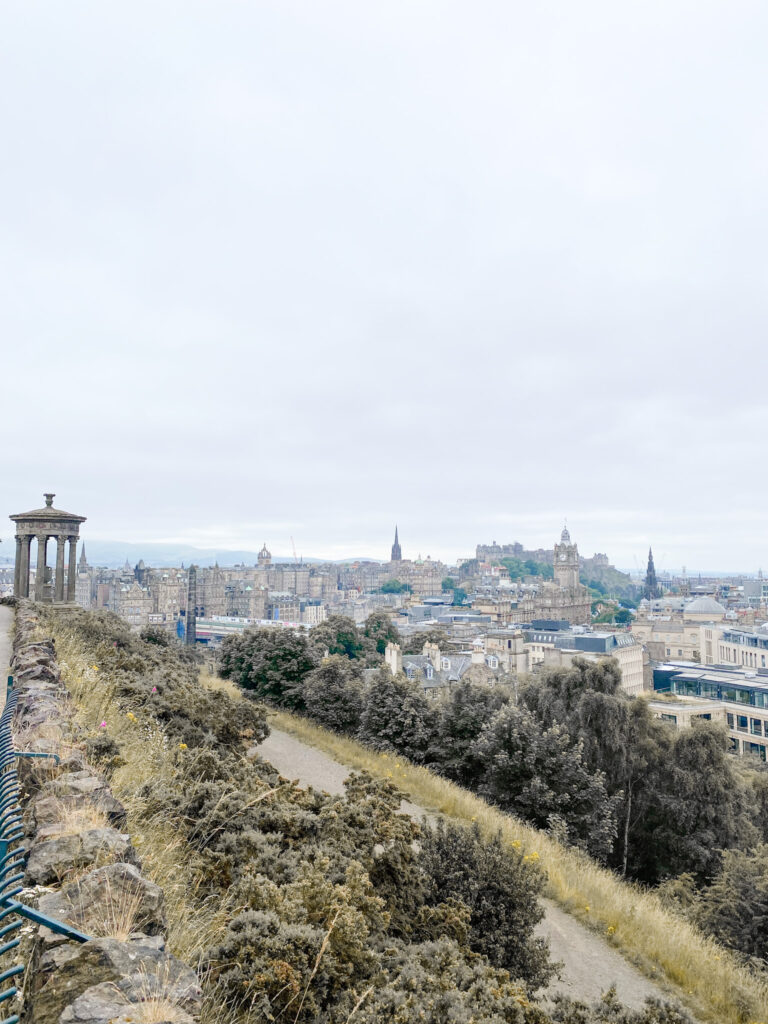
left=256, top=727, right=674, bottom=1012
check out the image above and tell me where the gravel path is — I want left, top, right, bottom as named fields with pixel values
left=256, top=727, right=675, bottom=1012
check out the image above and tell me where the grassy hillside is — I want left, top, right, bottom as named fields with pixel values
left=258, top=705, right=768, bottom=1024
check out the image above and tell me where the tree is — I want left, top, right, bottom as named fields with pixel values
left=521, top=659, right=676, bottom=877
left=219, top=627, right=317, bottom=708
left=310, top=614, right=362, bottom=659
left=381, top=579, right=411, bottom=594
left=442, top=577, right=456, bottom=592
left=418, top=819, right=553, bottom=989
left=451, top=587, right=468, bottom=605
left=401, top=629, right=450, bottom=655
left=614, top=608, right=632, bottom=624
left=302, top=656, right=365, bottom=734
left=473, top=703, right=619, bottom=861
left=427, top=681, right=510, bottom=787
left=363, top=610, right=400, bottom=656
left=636, top=721, right=756, bottom=883
left=694, top=845, right=768, bottom=958
left=358, top=669, right=438, bottom=762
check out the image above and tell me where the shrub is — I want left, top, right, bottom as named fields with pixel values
left=418, top=819, right=553, bottom=989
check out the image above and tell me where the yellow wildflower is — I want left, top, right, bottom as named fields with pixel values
left=92, top=665, right=99, bottom=671
left=126, top=712, right=137, bottom=722
left=606, top=925, right=615, bottom=935
left=511, top=840, right=522, bottom=849
left=179, top=742, right=188, bottom=750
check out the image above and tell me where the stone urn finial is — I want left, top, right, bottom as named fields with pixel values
left=44, top=493, right=55, bottom=508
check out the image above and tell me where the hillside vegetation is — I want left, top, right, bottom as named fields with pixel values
left=218, top=621, right=768, bottom=1024
left=36, top=605, right=700, bottom=1024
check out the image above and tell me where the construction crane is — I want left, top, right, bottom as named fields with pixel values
left=290, top=536, right=300, bottom=565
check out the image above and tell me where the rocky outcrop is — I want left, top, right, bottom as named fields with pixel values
left=9, top=602, right=202, bottom=1024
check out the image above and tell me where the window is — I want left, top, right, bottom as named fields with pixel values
left=752, top=719, right=763, bottom=736
left=727, top=713, right=734, bottom=727
left=737, top=715, right=749, bottom=732
left=678, top=649, right=683, bottom=657
left=748, top=742, right=767, bottom=762
left=660, top=713, right=677, bottom=724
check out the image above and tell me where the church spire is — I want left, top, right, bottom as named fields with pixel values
left=390, top=525, right=402, bottom=562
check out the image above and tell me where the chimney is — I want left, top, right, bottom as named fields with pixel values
left=385, top=641, right=402, bottom=676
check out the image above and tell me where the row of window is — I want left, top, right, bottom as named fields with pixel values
left=727, top=713, right=768, bottom=736
left=719, top=645, right=767, bottom=668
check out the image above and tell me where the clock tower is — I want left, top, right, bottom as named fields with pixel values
left=554, top=525, right=580, bottom=590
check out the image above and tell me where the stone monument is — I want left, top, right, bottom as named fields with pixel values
left=10, top=494, right=87, bottom=603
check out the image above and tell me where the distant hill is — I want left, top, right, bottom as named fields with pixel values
left=79, top=541, right=380, bottom=569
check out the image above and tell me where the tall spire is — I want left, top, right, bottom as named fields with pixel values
left=78, top=545, right=87, bottom=568
left=390, top=525, right=402, bottom=562
left=644, top=547, right=660, bottom=600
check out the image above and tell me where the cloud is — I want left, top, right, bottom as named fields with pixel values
left=2, top=0, right=767, bottom=573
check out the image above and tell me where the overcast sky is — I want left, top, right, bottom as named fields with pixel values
left=2, top=2, right=767, bottom=572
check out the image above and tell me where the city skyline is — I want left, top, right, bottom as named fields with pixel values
left=2, top=503, right=763, bottom=576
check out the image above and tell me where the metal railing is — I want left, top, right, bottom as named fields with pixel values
left=0, top=675, right=91, bottom=1024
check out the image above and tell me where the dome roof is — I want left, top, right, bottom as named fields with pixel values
left=684, top=596, right=726, bottom=615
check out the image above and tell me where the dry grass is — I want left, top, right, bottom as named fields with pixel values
left=41, top=797, right=110, bottom=837
left=49, top=631, right=242, bottom=963
left=67, top=871, right=155, bottom=941
left=267, top=708, right=768, bottom=1024
left=198, top=670, right=241, bottom=702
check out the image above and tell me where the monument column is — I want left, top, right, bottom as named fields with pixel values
left=35, top=535, right=48, bottom=602
left=14, top=537, right=22, bottom=597
left=67, top=536, right=78, bottom=602
left=55, top=535, right=66, bottom=602
left=19, top=536, right=31, bottom=598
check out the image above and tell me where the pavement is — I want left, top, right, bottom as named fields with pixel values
left=256, top=726, right=672, bottom=1011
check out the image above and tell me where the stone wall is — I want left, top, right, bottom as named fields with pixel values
left=9, top=601, right=202, bottom=1024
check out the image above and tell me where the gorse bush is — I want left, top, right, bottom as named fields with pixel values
left=418, top=819, right=553, bottom=988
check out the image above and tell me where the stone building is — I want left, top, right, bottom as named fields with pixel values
left=110, top=581, right=153, bottom=628
left=503, top=528, right=591, bottom=625
left=631, top=595, right=727, bottom=662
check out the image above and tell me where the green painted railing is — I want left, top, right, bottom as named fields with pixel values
left=0, top=675, right=91, bottom=1024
